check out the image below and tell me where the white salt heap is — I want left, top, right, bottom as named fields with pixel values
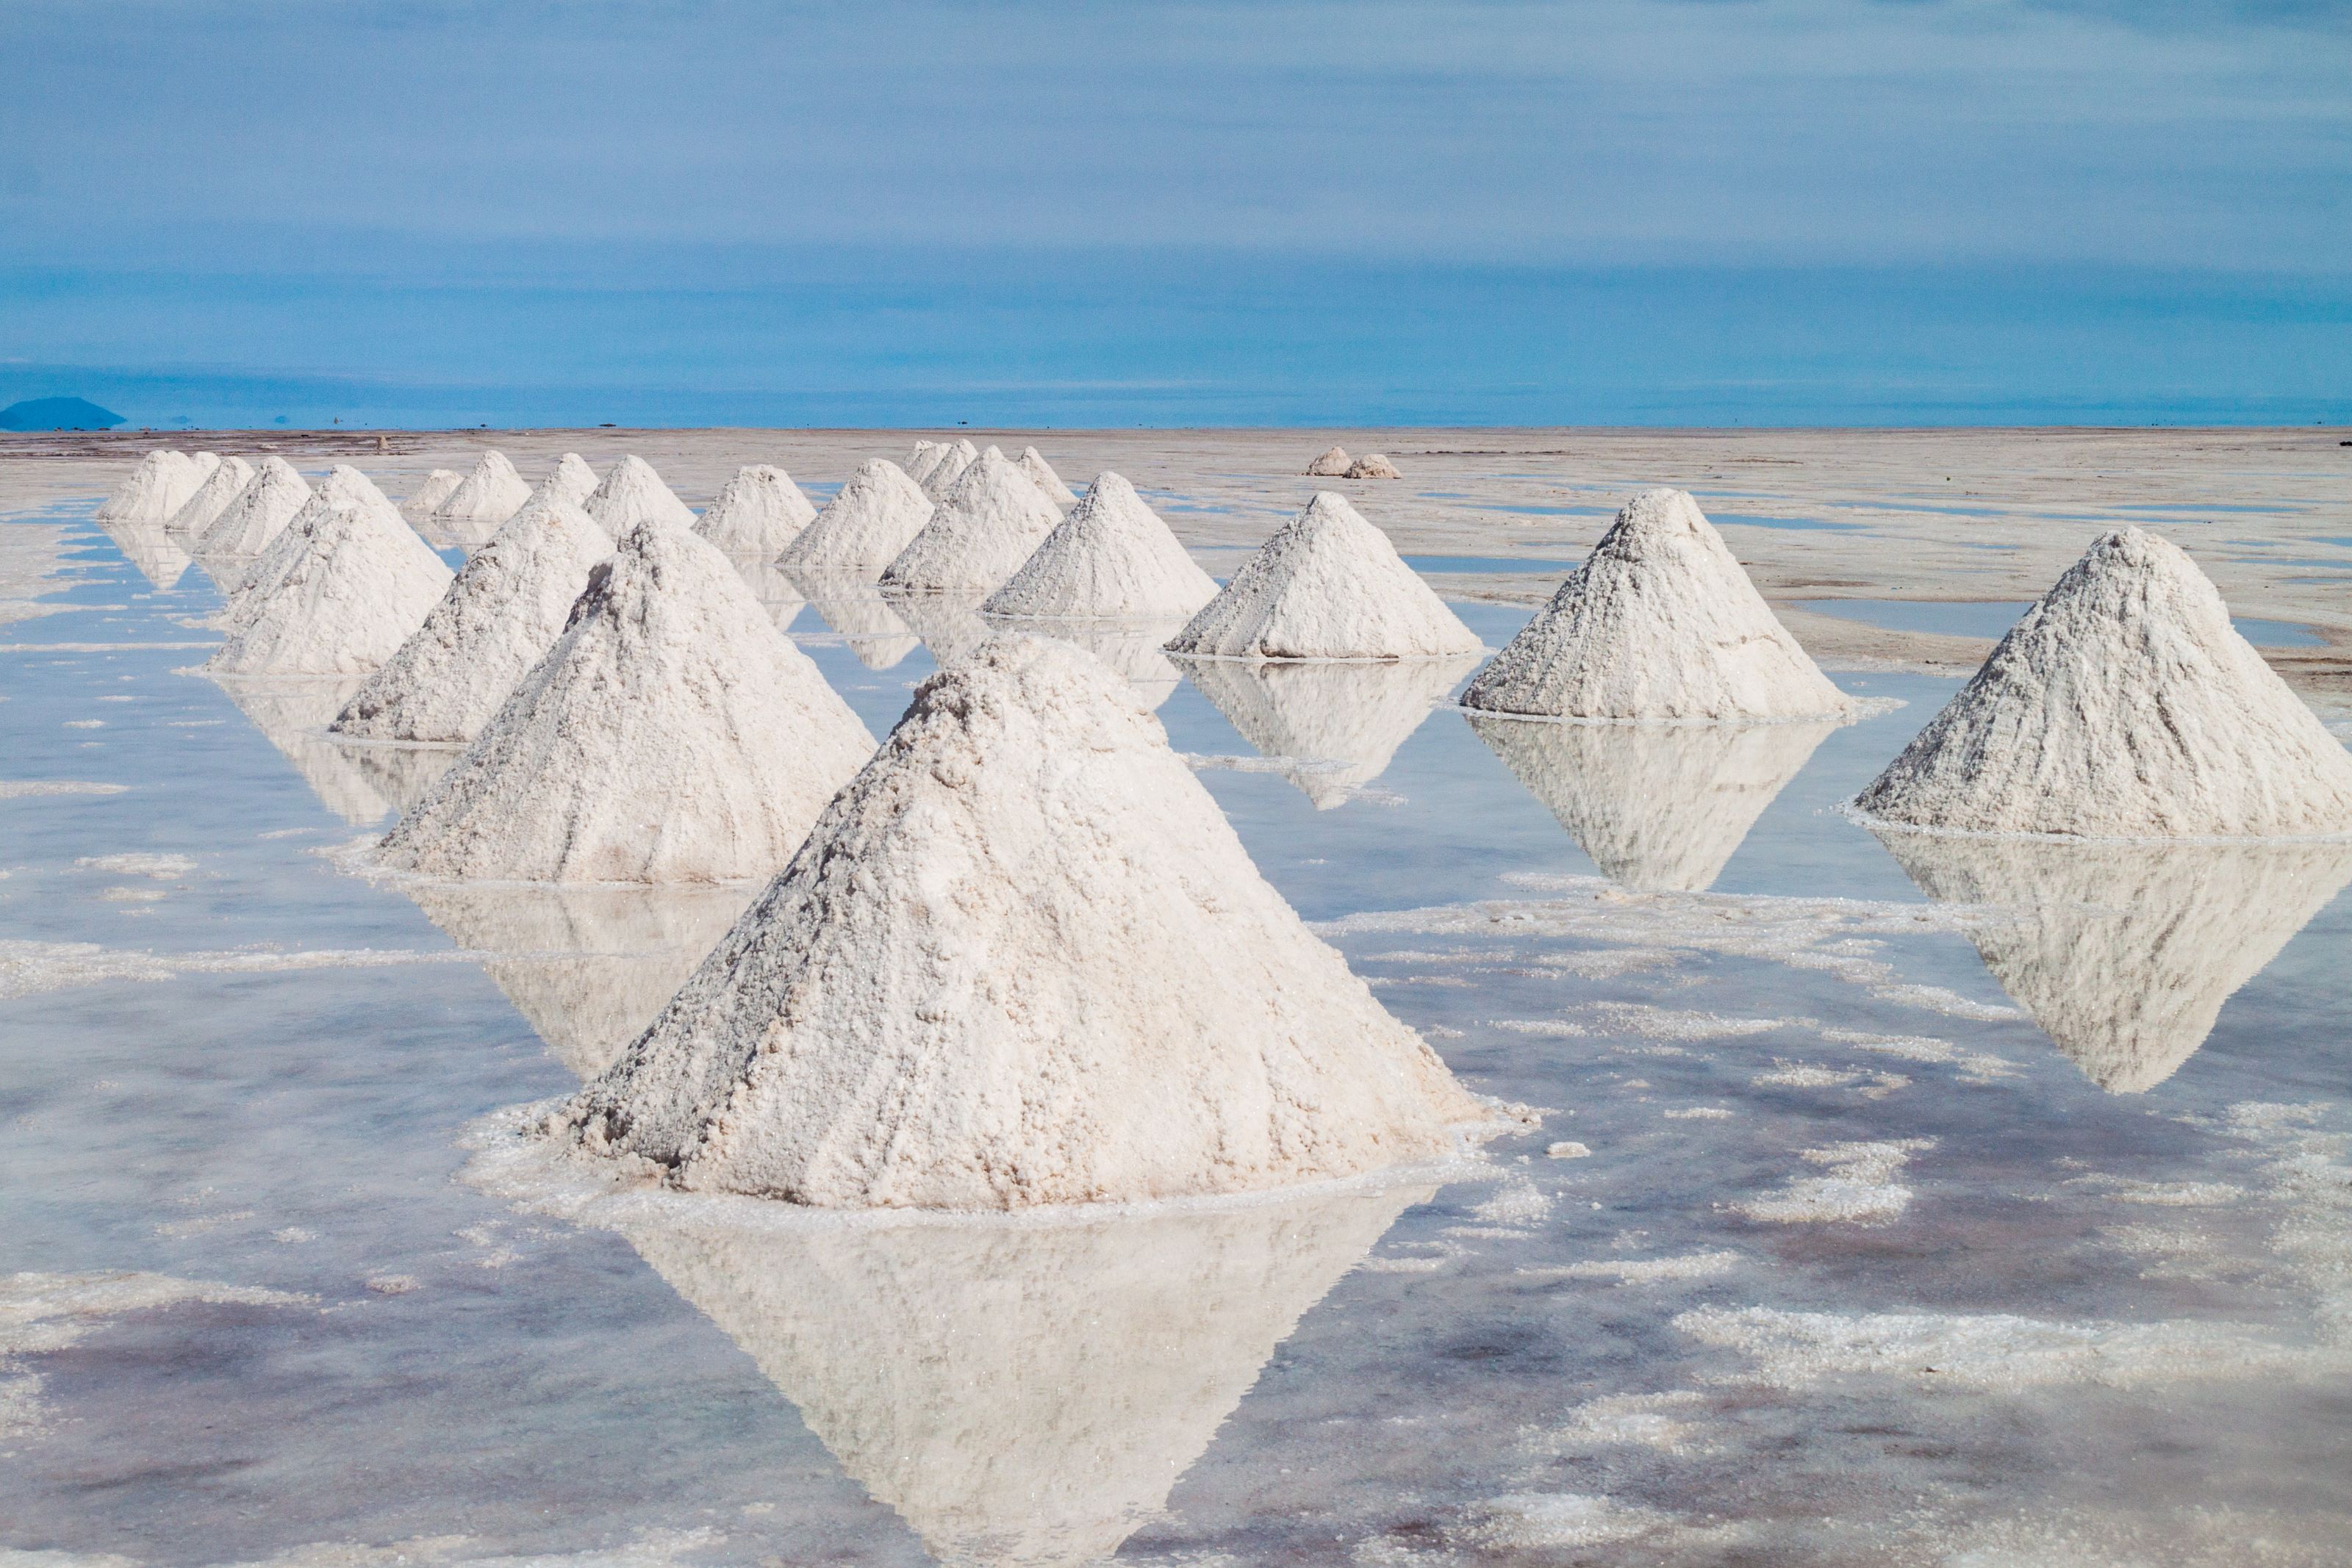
left=379, top=521, right=874, bottom=882
left=1345, top=453, right=1402, bottom=479
left=778, top=461, right=934, bottom=572
left=1166, top=491, right=1482, bottom=661
left=881, top=447, right=1064, bottom=593
left=919, top=438, right=980, bottom=500
left=207, top=497, right=455, bottom=677
left=433, top=450, right=533, bottom=528
left=1305, top=445, right=1352, bottom=477
left=692, top=464, right=817, bottom=555
left=165, top=455, right=255, bottom=539
left=585, top=455, right=697, bottom=535
left=1014, top=445, right=1080, bottom=506
left=1463, top=489, right=1852, bottom=722
left=981, top=470, right=1217, bottom=619
left=96, top=450, right=210, bottom=522
left=196, top=457, right=315, bottom=556
left=553, top=636, right=1483, bottom=1208
left=1857, top=528, right=2352, bottom=836
left=331, top=498, right=612, bottom=744
left=905, top=441, right=946, bottom=483
left=221, top=467, right=410, bottom=629
left=402, top=469, right=465, bottom=516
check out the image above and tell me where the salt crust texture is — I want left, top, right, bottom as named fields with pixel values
left=164, top=455, right=254, bottom=539
left=331, top=498, right=613, bottom=744
left=1187, top=655, right=1475, bottom=808
left=585, top=455, right=698, bottom=536
left=1345, top=453, right=1402, bottom=479
left=778, top=461, right=935, bottom=572
left=95, top=450, right=215, bottom=522
left=919, top=438, right=980, bottom=500
left=1469, top=712, right=1839, bottom=891
left=692, top=464, right=817, bottom=555
left=881, top=447, right=1064, bottom=593
left=197, top=456, right=315, bottom=556
left=1463, top=489, right=1853, bottom=721
left=1166, top=491, right=1482, bottom=661
left=432, top=449, right=533, bottom=527
left=981, top=470, right=1217, bottom=619
left=1305, top=445, right=1352, bottom=477
left=221, top=467, right=408, bottom=629
left=1014, top=445, right=1080, bottom=506
left=207, top=500, right=455, bottom=677
left=379, top=520, right=874, bottom=882
left=401, top=469, right=465, bottom=515
left=1856, top=528, right=2352, bottom=837
left=556, top=637, right=1484, bottom=1208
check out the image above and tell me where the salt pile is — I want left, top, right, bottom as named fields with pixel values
left=1463, top=489, right=1852, bottom=721
left=981, top=470, right=1218, bottom=620
left=692, top=464, right=817, bottom=555
left=881, top=447, right=1064, bottom=593
left=196, top=457, right=315, bottom=556
left=220, top=466, right=409, bottom=628
left=207, top=498, right=456, bottom=677
left=554, top=636, right=1482, bottom=1207
left=164, top=455, right=255, bottom=539
left=776, top=460, right=934, bottom=572
left=330, top=498, right=612, bottom=744
left=1166, top=492, right=1482, bottom=661
left=379, top=521, right=874, bottom=882
left=1346, top=453, right=1402, bottom=479
left=535, top=452, right=600, bottom=508
left=1305, top=445, right=1352, bottom=477
left=401, top=469, right=465, bottom=516
left=584, top=455, right=697, bottom=535
left=905, top=440, right=945, bottom=483
left=96, top=450, right=211, bottom=522
left=1855, top=528, right=2352, bottom=837
left=1187, top=655, right=1477, bottom=808
left=919, top=438, right=980, bottom=500
left=1014, top=445, right=1080, bottom=506
left=433, top=450, right=533, bottom=527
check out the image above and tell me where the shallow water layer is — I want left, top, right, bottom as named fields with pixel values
left=4, top=506, right=2351, bottom=1567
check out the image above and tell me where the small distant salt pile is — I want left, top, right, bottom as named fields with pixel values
left=1344, top=453, right=1402, bottom=480
left=777, top=461, right=934, bottom=572
left=1166, top=492, right=1482, bottom=661
left=585, top=455, right=698, bottom=535
left=1463, top=489, right=1853, bottom=722
left=196, top=456, right=315, bottom=556
left=1188, top=657, right=1475, bottom=808
left=693, top=464, right=817, bottom=555
left=402, top=469, right=465, bottom=517
left=379, top=521, right=874, bottom=882
left=553, top=636, right=1482, bottom=1208
left=433, top=450, right=533, bottom=528
left=905, top=441, right=946, bottom=483
left=331, top=498, right=612, bottom=744
left=1014, top=446, right=1080, bottom=506
left=537, top=452, right=600, bottom=508
left=919, top=438, right=980, bottom=500
left=881, top=447, right=1064, bottom=594
left=1305, top=445, right=1352, bottom=478
left=1856, top=528, right=2352, bottom=837
left=982, top=471, right=1216, bottom=620
left=207, top=497, right=455, bottom=676
left=165, top=455, right=255, bottom=539
left=96, top=450, right=208, bottom=522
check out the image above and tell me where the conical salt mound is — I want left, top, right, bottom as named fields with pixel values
left=1014, top=445, right=1080, bottom=506
left=584, top=455, right=696, bottom=536
left=165, top=456, right=255, bottom=539
left=222, top=466, right=411, bottom=630
left=981, top=471, right=1218, bottom=620
left=1874, top=830, right=2352, bottom=1092
left=1305, top=445, right=1352, bottom=477
left=919, top=439, right=980, bottom=500
left=402, top=469, right=465, bottom=516
left=433, top=450, right=533, bottom=527
left=537, top=452, right=600, bottom=508
left=197, top=457, right=314, bottom=556
left=905, top=440, right=947, bottom=484
left=555, top=637, right=1483, bottom=1207
left=777, top=460, right=933, bottom=572
left=207, top=500, right=456, bottom=676
left=1345, top=453, right=1402, bottom=479
left=1857, top=528, right=2352, bottom=837
left=1462, top=489, right=1852, bottom=721
left=1469, top=713, right=1838, bottom=891
left=881, top=448, right=1064, bottom=594
left=1186, top=655, right=1477, bottom=809
left=790, top=569, right=922, bottom=668
left=1166, top=492, right=1482, bottom=661
left=379, top=522, right=875, bottom=883
left=331, top=499, right=613, bottom=744
left=692, top=464, right=817, bottom=555
left=96, top=450, right=206, bottom=522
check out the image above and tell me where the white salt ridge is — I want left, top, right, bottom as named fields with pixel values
left=778, top=461, right=935, bottom=572
left=1464, top=489, right=1853, bottom=721
left=432, top=450, right=533, bottom=525
left=196, top=457, right=315, bottom=556
left=981, top=470, right=1218, bottom=619
left=221, top=466, right=409, bottom=630
left=919, top=438, right=980, bottom=500
left=379, top=520, right=874, bottom=882
left=556, top=636, right=1485, bottom=1208
left=95, top=450, right=212, bottom=522
left=692, top=464, right=817, bottom=555
left=164, top=455, right=255, bottom=539
left=1856, top=527, right=2352, bottom=837
left=585, top=455, right=697, bottom=535
left=1014, top=445, right=1080, bottom=506
left=881, top=447, right=1064, bottom=593
left=1305, top=445, right=1352, bottom=477
left=1166, top=491, right=1482, bottom=661
left=331, top=498, right=613, bottom=744
left=207, top=497, right=456, bottom=676
left=401, top=468, right=465, bottom=516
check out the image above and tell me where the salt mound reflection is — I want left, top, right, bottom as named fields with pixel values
left=1468, top=713, right=1837, bottom=891
left=95, top=517, right=192, bottom=591
left=726, top=556, right=806, bottom=633
left=212, top=677, right=453, bottom=826
left=1180, top=653, right=1477, bottom=808
left=989, top=617, right=1186, bottom=708
left=886, top=587, right=993, bottom=668
left=614, top=1182, right=1425, bottom=1567
left=789, top=569, right=921, bottom=669
left=1874, top=830, right=2352, bottom=1092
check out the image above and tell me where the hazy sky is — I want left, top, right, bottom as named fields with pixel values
left=3, top=0, right=2347, bottom=425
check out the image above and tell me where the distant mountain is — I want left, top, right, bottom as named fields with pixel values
left=0, top=396, right=126, bottom=431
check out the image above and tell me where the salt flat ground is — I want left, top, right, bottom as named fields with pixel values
left=1, top=432, right=2349, bottom=1567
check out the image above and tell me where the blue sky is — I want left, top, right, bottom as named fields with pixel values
left=2, top=0, right=2348, bottom=427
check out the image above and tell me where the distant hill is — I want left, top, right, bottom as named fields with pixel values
left=0, top=396, right=126, bottom=431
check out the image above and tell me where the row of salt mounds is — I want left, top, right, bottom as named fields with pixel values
left=220, top=467, right=407, bottom=629
left=586, top=455, right=696, bottom=536
left=1463, top=489, right=1852, bottom=722
left=378, top=521, right=874, bottom=883
left=553, top=637, right=1484, bottom=1209
left=777, top=461, right=933, bottom=572
left=1166, top=491, right=1481, bottom=661
left=331, top=497, right=612, bottom=744
left=198, top=456, right=314, bottom=556
left=693, top=464, right=816, bottom=555
left=981, top=470, right=1217, bottom=620
left=881, top=447, right=1062, bottom=593
left=96, top=450, right=218, bottom=521
left=1855, top=527, right=2352, bottom=838
left=432, top=450, right=533, bottom=525
left=1014, top=445, right=1079, bottom=506
left=913, top=438, right=979, bottom=500
left=402, top=468, right=465, bottom=516
left=207, top=479, right=455, bottom=677
left=165, top=455, right=255, bottom=539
